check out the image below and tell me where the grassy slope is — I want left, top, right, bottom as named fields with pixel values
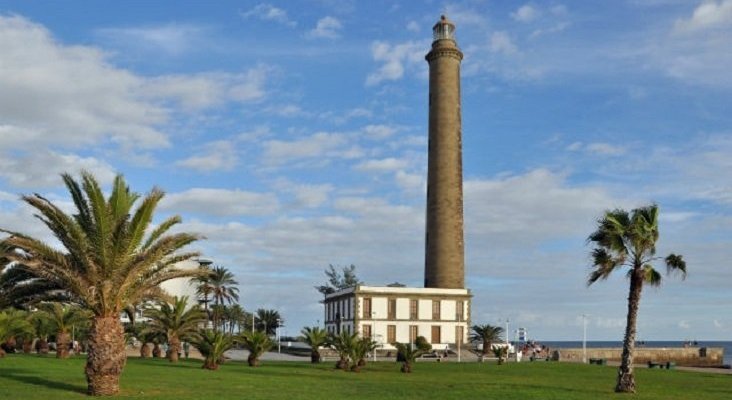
left=0, top=355, right=730, bottom=399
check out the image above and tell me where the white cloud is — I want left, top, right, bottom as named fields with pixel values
left=307, top=16, right=342, bottom=39
left=713, top=319, right=724, bottom=328
left=362, top=124, right=398, bottom=139
left=0, top=15, right=169, bottom=151
left=490, top=31, right=518, bottom=55
left=406, top=20, right=420, bottom=32
left=566, top=142, right=626, bottom=156
left=365, top=40, right=427, bottom=86
left=678, top=320, right=691, bottom=329
left=674, top=0, right=732, bottom=32
left=511, top=4, right=541, bottom=23
left=241, top=4, right=297, bottom=27
left=273, top=180, right=334, bottom=208
left=176, top=140, right=239, bottom=172
left=95, top=23, right=209, bottom=55
left=0, top=150, right=116, bottom=189
left=146, top=67, right=269, bottom=110
left=261, top=132, right=361, bottom=166
left=354, top=157, right=409, bottom=173
left=162, top=188, right=279, bottom=217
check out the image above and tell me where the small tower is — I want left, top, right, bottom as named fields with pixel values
left=424, top=15, right=465, bottom=289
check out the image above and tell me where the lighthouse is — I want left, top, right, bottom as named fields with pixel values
left=424, top=15, right=465, bottom=289
left=321, top=16, right=471, bottom=351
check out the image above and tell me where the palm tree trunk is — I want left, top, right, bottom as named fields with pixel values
left=85, top=316, right=126, bottom=396
left=168, top=336, right=180, bottom=363
left=56, top=331, right=71, bottom=359
left=37, top=338, right=49, bottom=354
left=140, top=343, right=151, bottom=358
left=616, top=269, right=644, bottom=393
left=22, top=339, right=33, bottom=354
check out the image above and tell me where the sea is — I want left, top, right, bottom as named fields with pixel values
left=538, top=341, right=732, bottom=366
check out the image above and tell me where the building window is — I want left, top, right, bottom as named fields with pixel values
left=362, top=324, right=372, bottom=338
left=456, top=300, right=464, bottom=321
left=409, top=325, right=418, bottom=343
left=431, top=326, right=441, bottom=344
left=410, top=299, right=418, bottom=320
left=387, top=325, right=396, bottom=343
left=363, top=298, right=372, bottom=319
left=388, top=298, right=396, bottom=320
left=455, top=326, right=464, bottom=344
left=432, top=300, right=441, bottom=320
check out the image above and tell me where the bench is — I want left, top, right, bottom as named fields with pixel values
left=589, top=358, right=607, bottom=365
left=648, top=361, right=675, bottom=369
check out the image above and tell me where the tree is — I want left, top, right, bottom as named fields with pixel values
left=208, top=266, right=239, bottom=331
left=143, top=296, right=207, bottom=363
left=193, top=269, right=213, bottom=326
left=587, top=204, right=686, bottom=393
left=349, top=337, right=377, bottom=372
left=222, top=304, right=247, bottom=335
left=327, top=331, right=358, bottom=370
left=0, top=262, right=71, bottom=310
left=0, top=309, right=33, bottom=358
left=300, top=326, right=328, bottom=363
left=37, top=302, right=90, bottom=359
left=470, top=324, right=504, bottom=357
left=0, top=172, right=202, bottom=396
left=193, top=329, right=233, bottom=370
left=239, top=330, right=273, bottom=367
left=255, top=309, right=282, bottom=336
left=315, top=264, right=361, bottom=295
left=394, top=336, right=431, bottom=373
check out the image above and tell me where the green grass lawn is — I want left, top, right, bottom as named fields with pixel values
left=0, top=354, right=730, bottom=399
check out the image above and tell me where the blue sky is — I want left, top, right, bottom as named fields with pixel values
left=0, top=0, right=730, bottom=341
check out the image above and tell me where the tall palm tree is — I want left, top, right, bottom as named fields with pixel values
left=144, top=296, right=207, bottom=362
left=224, top=304, right=247, bottom=335
left=239, top=330, right=273, bottom=367
left=0, top=172, right=202, bottom=396
left=588, top=204, right=686, bottom=393
left=470, top=324, right=504, bottom=357
left=255, top=308, right=282, bottom=336
left=0, top=262, right=70, bottom=310
left=37, top=302, right=90, bottom=359
left=300, top=326, right=328, bottom=363
left=208, top=266, right=239, bottom=331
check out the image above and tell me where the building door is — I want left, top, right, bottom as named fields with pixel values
left=362, top=324, right=372, bottom=338
left=409, top=325, right=418, bottom=343
left=431, top=325, right=441, bottom=344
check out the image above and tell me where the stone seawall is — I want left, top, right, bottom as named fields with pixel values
left=554, top=347, right=724, bottom=367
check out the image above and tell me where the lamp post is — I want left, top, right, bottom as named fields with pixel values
left=582, top=314, right=589, bottom=364
left=277, top=318, right=282, bottom=353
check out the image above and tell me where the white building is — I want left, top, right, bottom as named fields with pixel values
left=323, top=285, right=471, bottom=350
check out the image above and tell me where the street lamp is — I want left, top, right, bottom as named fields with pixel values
left=582, top=314, right=589, bottom=363
left=277, top=318, right=283, bottom=353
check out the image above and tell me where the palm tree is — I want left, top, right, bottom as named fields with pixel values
left=224, top=304, right=247, bottom=335
left=394, top=338, right=431, bottom=373
left=193, top=329, right=234, bottom=370
left=143, top=296, right=207, bottom=363
left=208, top=266, right=239, bottom=331
left=0, top=262, right=70, bottom=310
left=255, top=308, right=282, bottom=336
left=350, top=337, right=377, bottom=372
left=30, top=312, right=53, bottom=355
left=239, top=330, right=273, bottom=367
left=193, top=269, right=213, bottom=327
left=327, top=331, right=358, bottom=370
left=0, top=309, right=33, bottom=358
left=300, top=326, right=328, bottom=363
left=588, top=204, right=686, bottom=393
left=470, top=324, right=504, bottom=358
left=0, top=172, right=202, bottom=396
left=37, top=302, right=90, bottom=359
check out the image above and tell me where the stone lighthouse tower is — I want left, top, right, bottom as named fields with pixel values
left=424, top=15, right=465, bottom=289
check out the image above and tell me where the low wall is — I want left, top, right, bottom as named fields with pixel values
left=554, top=347, right=724, bottom=367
